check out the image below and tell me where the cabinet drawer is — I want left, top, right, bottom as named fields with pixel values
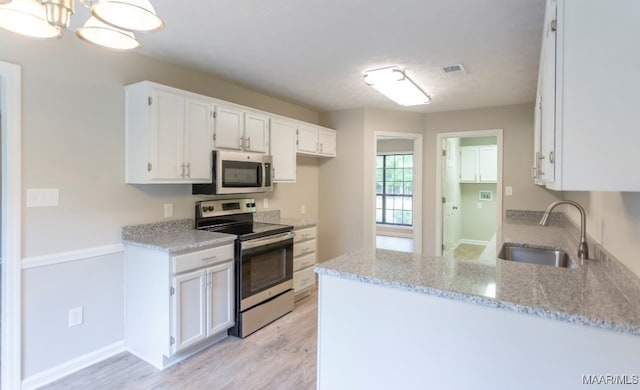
left=294, top=253, right=316, bottom=272
left=293, top=266, right=316, bottom=292
left=294, top=227, right=316, bottom=243
left=172, top=244, right=234, bottom=274
left=294, top=239, right=316, bottom=258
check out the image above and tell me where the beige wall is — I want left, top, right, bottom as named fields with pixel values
left=377, top=138, right=414, bottom=153
left=0, top=33, right=320, bottom=257
left=564, top=191, right=640, bottom=278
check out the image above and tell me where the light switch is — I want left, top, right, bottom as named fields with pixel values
left=68, top=307, right=83, bottom=327
left=505, top=186, right=513, bottom=196
left=263, top=198, right=269, bottom=209
left=26, top=188, right=59, bottom=207
left=477, top=202, right=483, bottom=209
left=300, top=204, right=306, bottom=215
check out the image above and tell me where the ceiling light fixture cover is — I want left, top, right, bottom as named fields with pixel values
left=0, top=0, right=12, bottom=4
left=364, top=66, right=431, bottom=106
left=76, top=15, right=140, bottom=50
left=91, top=0, right=164, bottom=32
left=0, top=0, right=62, bottom=39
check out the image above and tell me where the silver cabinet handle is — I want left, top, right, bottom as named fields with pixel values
left=186, top=163, right=190, bottom=178
left=246, top=137, right=251, bottom=150
left=242, top=231, right=294, bottom=250
left=180, top=163, right=185, bottom=178
left=201, top=255, right=218, bottom=262
left=239, top=136, right=245, bottom=149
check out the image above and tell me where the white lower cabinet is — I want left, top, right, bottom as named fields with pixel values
left=293, top=226, right=317, bottom=300
left=171, top=260, right=234, bottom=354
left=124, top=243, right=235, bottom=369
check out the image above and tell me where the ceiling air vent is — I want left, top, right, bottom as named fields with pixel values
left=442, top=64, right=466, bottom=76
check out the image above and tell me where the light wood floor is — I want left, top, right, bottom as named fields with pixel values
left=41, top=290, right=318, bottom=390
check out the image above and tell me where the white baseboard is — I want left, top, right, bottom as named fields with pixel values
left=455, top=239, right=490, bottom=248
left=21, top=340, right=126, bottom=390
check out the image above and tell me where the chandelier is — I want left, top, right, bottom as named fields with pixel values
left=0, top=0, right=164, bottom=50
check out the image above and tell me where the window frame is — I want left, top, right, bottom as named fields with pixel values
left=376, top=153, right=414, bottom=226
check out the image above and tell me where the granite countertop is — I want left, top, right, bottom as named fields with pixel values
left=279, top=218, right=317, bottom=229
left=315, top=212, right=640, bottom=336
left=253, top=209, right=317, bottom=229
left=121, top=219, right=236, bottom=253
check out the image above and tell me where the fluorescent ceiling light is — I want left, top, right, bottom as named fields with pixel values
left=364, top=66, right=431, bottom=106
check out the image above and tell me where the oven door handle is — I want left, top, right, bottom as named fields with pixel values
left=241, top=231, right=294, bottom=250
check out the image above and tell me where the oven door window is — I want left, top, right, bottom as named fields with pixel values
left=241, top=239, right=293, bottom=299
left=221, top=160, right=262, bottom=188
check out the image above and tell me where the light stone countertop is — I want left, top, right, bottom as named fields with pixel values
left=279, top=218, right=317, bottom=230
left=315, top=213, right=640, bottom=336
left=121, top=218, right=236, bottom=254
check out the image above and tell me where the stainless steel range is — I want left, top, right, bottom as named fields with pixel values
left=195, top=198, right=294, bottom=338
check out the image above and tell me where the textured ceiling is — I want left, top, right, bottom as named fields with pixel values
left=122, top=0, right=544, bottom=113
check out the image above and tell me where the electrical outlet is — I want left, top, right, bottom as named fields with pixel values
left=164, top=203, right=173, bottom=218
left=263, top=198, right=269, bottom=209
left=300, top=204, right=306, bottom=215
left=505, top=186, right=513, bottom=196
left=477, top=202, right=483, bottom=209
left=68, top=307, right=83, bottom=328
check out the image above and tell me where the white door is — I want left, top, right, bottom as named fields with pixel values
left=270, top=119, right=297, bottom=182
left=150, top=89, right=184, bottom=180
left=206, top=261, right=235, bottom=336
left=442, top=139, right=460, bottom=255
left=297, top=125, right=318, bottom=154
left=459, top=147, right=478, bottom=182
left=244, top=112, right=269, bottom=153
left=184, top=98, right=213, bottom=181
left=478, top=146, right=498, bottom=182
left=318, top=128, right=337, bottom=156
left=214, top=105, right=244, bottom=150
left=171, top=270, right=207, bottom=354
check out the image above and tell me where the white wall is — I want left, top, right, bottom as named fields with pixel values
left=460, top=183, right=498, bottom=242
left=1, top=31, right=322, bottom=380
left=564, top=191, right=640, bottom=278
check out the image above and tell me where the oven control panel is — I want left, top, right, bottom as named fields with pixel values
left=197, top=198, right=257, bottom=218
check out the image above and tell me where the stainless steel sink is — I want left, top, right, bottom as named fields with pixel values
left=499, top=244, right=575, bottom=269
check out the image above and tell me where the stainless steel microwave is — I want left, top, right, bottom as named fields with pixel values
left=192, top=150, right=273, bottom=195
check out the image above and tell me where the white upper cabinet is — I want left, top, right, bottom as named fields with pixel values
left=270, top=118, right=298, bottom=182
left=534, top=0, right=640, bottom=191
left=213, top=105, right=244, bottom=151
left=460, top=145, right=497, bottom=183
left=213, top=107, right=270, bottom=153
left=297, top=124, right=337, bottom=157
left=244, top=112, right=270, bottom=153
left=125, top=81, right=213, bottom=184
left=125, top=81, right=336, bottom=185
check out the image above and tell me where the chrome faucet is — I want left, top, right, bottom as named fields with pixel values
left=539, top=200, right=589, bottom=260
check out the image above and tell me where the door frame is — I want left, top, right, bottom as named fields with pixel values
left=1, top=60, right=22, bottom=389
left=435, top=129, right=503, bottom=256
left=374, top=131, right=423, bottom=254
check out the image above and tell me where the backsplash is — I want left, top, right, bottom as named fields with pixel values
left=254, top=210, right=281, bottom=223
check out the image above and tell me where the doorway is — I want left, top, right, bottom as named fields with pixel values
left=374, top=132, right=423, bottom=254
left=435, top=130, right=503, bottom=261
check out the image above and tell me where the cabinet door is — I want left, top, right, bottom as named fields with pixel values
left=184, top=98, right=213, bottom=182
left=538, top=0, right=556, bottom=184
left=459, top=147, right=478, bottom=182
left=244, top=112, right=270, bottom=153
left=478, top=146, right=497, bottom=183
left=318, top=128, right=337, bottom=156
left=297, top=125, right=318, bottom=154
left=150, top=89, right=185, bottom=180
left=171, top=270, right=207, bottom=354
left=206, top=261, right=235, bottom=336
left=270, top=119, right=297, bottom=182
left=214, top=105, right=244, bottom=150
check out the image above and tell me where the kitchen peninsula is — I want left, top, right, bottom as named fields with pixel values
left=315, top=213, right=640, bottom=390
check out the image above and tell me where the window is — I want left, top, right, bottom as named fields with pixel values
left=376, top=154, right=413, bottom=226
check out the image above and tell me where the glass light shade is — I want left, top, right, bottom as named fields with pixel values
left=364, top=66, right=431, bottom=106
left=0, top=0, right=12, bottom=4
left=76, top=16, right=141, bottom=50
left=91, top=0, right=164, bottom=32
left=0, top=0, right=61, bottom=39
